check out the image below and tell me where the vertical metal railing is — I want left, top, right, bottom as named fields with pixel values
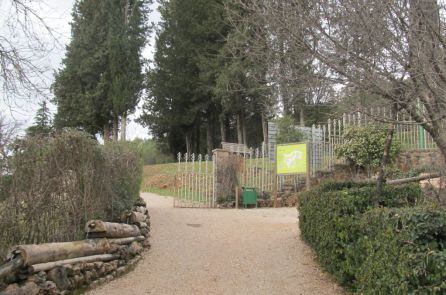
left=175, top=151, right=215, bottom=208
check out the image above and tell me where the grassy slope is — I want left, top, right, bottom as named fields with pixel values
left=141, top=161, right=214, bottom=197
left=141, top=163, right=177, bottom=197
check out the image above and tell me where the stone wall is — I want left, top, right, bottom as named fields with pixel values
left=396, top=149, right=444, bottom=172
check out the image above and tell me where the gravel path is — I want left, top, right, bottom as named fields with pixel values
left=89, top=193, right=343, bottom=295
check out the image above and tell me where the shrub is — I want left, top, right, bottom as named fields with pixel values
left=335, top=125, right=400, bottom=175
left=298, top=181, right=445, bottom=293
left=0, top=130, right=142, bottom=259
left=356, top=207, right=446, bottom=293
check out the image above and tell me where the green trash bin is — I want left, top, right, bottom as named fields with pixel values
left=242, top=187, right=258, bottom=208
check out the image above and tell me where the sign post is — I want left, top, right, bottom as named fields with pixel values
left=276, top=142, right=311, bottom=190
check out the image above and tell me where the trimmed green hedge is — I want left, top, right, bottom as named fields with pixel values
left=299, top=181, right=446, bottom=293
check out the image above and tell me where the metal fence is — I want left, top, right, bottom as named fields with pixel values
left=174, top=144, right=276, bottom=208
left=174, top=153, right=215, bottom=208
left=306, top=107, right=438, bottom=174
left=175, top=107, right=439, bottom=207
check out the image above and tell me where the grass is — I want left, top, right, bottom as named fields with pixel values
left=141, top=158, right=275, bottom=201
left=141, top=163, right=178, bottom=196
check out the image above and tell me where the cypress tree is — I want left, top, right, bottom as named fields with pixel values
left=53, top=0, right=150, bottom=140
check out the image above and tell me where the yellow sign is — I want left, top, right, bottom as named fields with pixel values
left=276, top=143, right=308, bottom=175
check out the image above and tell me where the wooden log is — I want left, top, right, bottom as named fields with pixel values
left=129, top=212, right=147, bottom=224
left=28, top=254, right=119, bottom=274
left=85, top=220, right=141, bottom=239
left=11, top=239, right=111, bottom=266
left=387, top=172, right=441, bottom=185
left=109, top=236, right=145, bottom=245
left=0, top=257, right=24, bottom=281
left=357, top=173, right=442, bottom=186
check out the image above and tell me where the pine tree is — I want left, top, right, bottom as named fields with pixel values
left=140, top=0, right=228, bottom=155
left=26, top=100, right=53, bottom=137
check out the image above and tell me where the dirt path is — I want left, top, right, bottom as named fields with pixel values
left=89, top=193, right=343, bottom=295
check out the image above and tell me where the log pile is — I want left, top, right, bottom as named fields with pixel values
left=0, top=198, right=150, bottom=295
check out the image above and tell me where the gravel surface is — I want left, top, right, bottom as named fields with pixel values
left=88, top=193, right=343, bottom=295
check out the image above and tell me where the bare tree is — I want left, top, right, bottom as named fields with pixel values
left=233, top=0, right=446, bottom=164
left=0, top=114, right=19, bottom=172
left=225, top=0, right=336, bottom=126
left=0, top=0, right=56, bottom=103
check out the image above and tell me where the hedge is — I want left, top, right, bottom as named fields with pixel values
left=0, top=130, right=143, bottom=259
left=299, top=181, right=446, bottom=293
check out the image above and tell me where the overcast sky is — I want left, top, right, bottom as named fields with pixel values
left=0, top=0, right=160, bottom=140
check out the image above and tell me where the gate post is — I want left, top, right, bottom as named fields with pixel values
left=212, top=149, right=243, bottom=207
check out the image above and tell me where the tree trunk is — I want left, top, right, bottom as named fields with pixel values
left=104, top=123, right=110, bottom=144
left=206, top=114, right=214, bottom=156
left=376, top=104, right=398, bottom=200
left=242, top=112, right=248, bottom=146
left=429, top=125, right=446, bottom=167
left=261, top=112, right=268, bottom=145
left=236, top=113, right=243, bottom=144
left=299, top=107, right=305, bottom=127
left=120, top=111, right=127, bottom=142
left=185, top=132, right=192, bottom=155
left=113, top=115, right=119, bottom=142
left=220, top=115, right=227, bottom=143
left=195, top=123, right=200, bottom=154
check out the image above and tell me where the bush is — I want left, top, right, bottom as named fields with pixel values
left=0, top=130, right=142, bottom=259
left=335, top=125, right=400, bottom=175
left=357, top=207, right=446, bottom=293
left=298, top=181, right=446, bottom=293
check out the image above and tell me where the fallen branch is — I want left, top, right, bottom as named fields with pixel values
left=28, top=254, right=119, bottom=274
left=387, top=173, right=441, bottom=185
left=357, top=173, right=441, bottom=186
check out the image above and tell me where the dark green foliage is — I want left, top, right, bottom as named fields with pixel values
left=335, top=125, right=400, bottom=174
left=357, top=207, right=446, bottom=293
left=140, top=0, right=229, bottom=155
left=26, top=100, right=53, bottom=137
left=275, top=116, right=304, bottom=144
left=53, top=0, right=149, bottom=136
left=0, top=130, right=143, bottom=259
left=299, top=181, right=446, bottom=293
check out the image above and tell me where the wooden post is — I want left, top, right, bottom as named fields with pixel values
left=306, top=142, right=311, bottom=191
left=235, top=186, right=239, bottom=209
